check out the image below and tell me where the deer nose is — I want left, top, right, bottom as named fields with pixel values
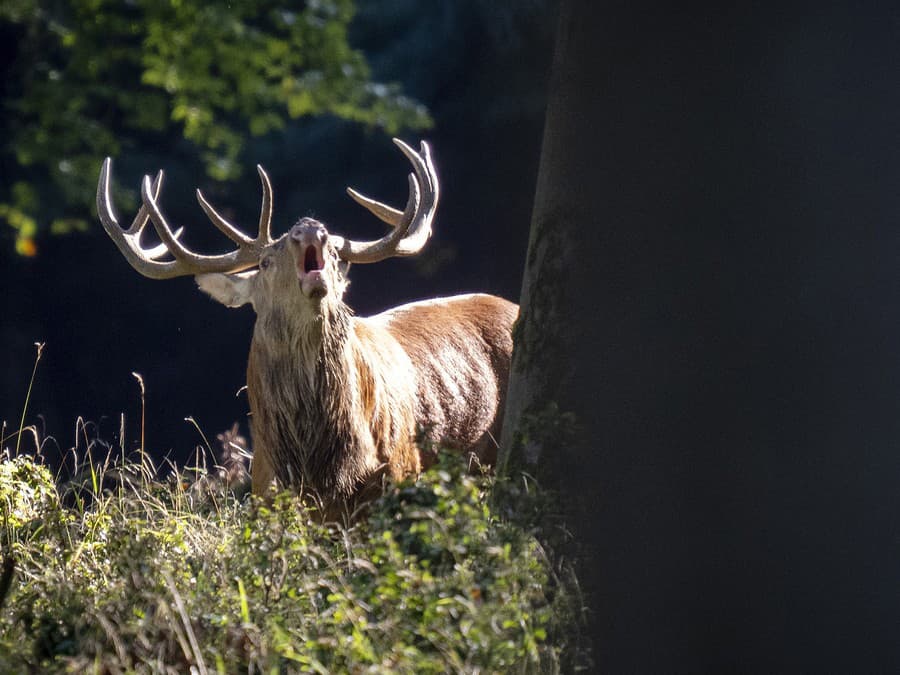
left=290, top=219, right=328, bottom=246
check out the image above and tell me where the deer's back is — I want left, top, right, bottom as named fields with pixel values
left=365, top=293, right=518, bottom=463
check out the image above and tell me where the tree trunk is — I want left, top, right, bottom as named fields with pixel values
left=500, top=1, right=900, bottom=670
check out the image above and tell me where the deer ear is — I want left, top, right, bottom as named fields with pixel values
left=195, top=271, right=256, bottom=308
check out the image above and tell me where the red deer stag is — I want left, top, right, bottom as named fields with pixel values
left=97, top=139, right=517, bottom=517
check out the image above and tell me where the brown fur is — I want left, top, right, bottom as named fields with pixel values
left=194, top=218, right=518, bottom=519
left=246, top=291, right=517, bottom=518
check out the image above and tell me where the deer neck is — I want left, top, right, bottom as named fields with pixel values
left=248, top=298, right=368, bottom=500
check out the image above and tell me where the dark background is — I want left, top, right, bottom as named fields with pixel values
left=0, top=2, right=556, bottom=465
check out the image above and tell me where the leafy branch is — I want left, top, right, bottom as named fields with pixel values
left=0, top=0, right=432, bottom=254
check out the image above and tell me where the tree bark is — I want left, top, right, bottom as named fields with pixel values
left=501, top=0, right=900, bottom=670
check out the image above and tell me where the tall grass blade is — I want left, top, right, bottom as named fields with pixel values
left=15, top=342, right=45, bottom=457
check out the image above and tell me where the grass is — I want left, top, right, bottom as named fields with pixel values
left=0, top=431, right=586, bottom=673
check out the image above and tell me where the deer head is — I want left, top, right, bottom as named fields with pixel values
left=96, top=139, right=439, bottom=324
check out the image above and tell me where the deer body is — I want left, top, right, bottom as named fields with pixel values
left=247, top=292, right=516, bottom=510
left=98, top=140, right=517, bottom=515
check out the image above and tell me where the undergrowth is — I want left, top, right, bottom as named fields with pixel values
left=0, top=444, right=585, bottom=673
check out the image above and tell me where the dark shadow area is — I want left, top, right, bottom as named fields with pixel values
left=523, top=1, right=900, bottom=670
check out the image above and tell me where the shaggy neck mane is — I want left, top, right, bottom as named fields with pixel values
left=250, top=297, right=369, bottom=503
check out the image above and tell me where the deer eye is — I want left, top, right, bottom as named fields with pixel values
left=260, top=256, right=273, bottom=270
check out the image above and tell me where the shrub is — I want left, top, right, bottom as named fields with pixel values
left=0, top=450, right=583, bottom=673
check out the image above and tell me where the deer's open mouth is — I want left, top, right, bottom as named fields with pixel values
left=297, top=243, right=326, bottom=298
left=303, top=246, right=321, bottom=274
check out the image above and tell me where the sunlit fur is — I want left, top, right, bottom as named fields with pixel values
left=198, top=218, right=517, bottom=518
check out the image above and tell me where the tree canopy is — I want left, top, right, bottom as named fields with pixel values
left=0, top=0, right=431, bottom=255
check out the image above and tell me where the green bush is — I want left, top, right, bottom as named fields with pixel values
left=0, top=451, right=583, bottom=672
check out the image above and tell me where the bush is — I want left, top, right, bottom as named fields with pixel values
left=0, top=451, right=583, bottom=672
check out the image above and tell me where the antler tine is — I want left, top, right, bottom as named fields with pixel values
left=195, top=165, right=274, bottom=249
left=333, top=139, right=439, bottom=264
left=141, top=175, right=205, bottom=259
left=196, top=190, right=254, bottom=246
left=346, top=187, right=406, bottom=227
left=124, top=169, right=161, bottom=236
left=256, top=164, right=273, bottom=245
left=121, top=170, right=186, bottom=260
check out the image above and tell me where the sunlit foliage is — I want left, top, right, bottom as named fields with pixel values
left=0, top=0, right=431, bottom=254
left=0, top=451, right=583, bottom=672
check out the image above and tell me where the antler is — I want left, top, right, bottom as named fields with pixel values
left=332, top=138, right=439, bottom=264
left=97, top=158, right=274, bottom=279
